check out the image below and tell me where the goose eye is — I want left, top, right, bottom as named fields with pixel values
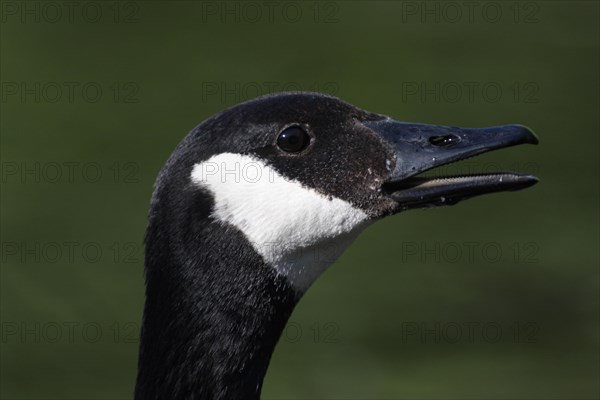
left=277, top=126, right=310, bottom=153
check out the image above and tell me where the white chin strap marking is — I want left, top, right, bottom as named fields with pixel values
left=191, top=153, right=370, bottom=292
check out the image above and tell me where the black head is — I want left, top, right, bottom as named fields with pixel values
left=149, top=91, right=539, bottom=293
left=161, top=92, right=396, bottom=218
left=158, top=91, right=538, bottom=220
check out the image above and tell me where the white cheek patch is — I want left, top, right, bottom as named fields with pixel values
left=190, top=153, right=370, bottom=292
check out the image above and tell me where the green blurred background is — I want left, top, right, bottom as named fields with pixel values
left=1, top=1, right=598, bottom=399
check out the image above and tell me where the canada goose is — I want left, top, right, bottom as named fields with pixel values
left=135, top=92, right=538, bottom=399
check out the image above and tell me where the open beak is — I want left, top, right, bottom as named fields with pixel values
left=363, top=119, right=539, bottom=210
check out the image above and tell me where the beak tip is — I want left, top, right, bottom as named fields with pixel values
left=514, top=124, right=539, bottom=145
left=519, top=174, right=540, bottom=188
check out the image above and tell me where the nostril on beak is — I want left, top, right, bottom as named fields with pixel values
left=429, top=134, right=461, bottom=147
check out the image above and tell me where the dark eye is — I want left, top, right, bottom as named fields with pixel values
left=277, top=126, right=310, bottom=153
